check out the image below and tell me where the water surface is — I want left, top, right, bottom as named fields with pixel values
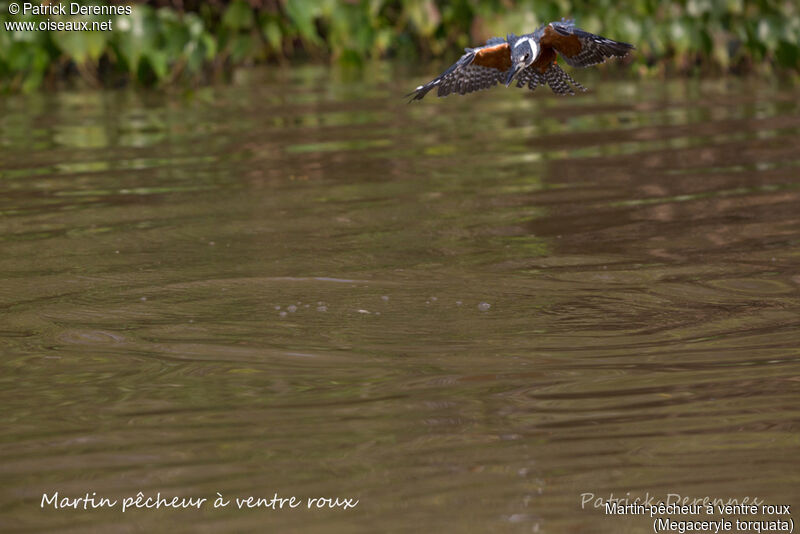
left=1, top=69, right=799, bottom=533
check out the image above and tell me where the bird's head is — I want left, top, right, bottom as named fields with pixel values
left=506, top=36, right=539, bottom=86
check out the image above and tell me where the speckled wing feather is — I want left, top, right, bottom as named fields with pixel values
left=514, top=67, right=546, bottom=92
left=435, top=64, right=508, bottom=97
left=407, top=40, right=511, bottom=101
left=548, top=21, right=634, bottom=68
left=543, top=63, right=587, bottom=95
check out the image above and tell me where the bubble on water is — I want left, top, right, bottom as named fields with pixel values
left=381, top=295, right=389, bottom=302
left=115, top=250, right=120, bottom=254
left=140, top=297, right=147, bottom=302
left=287, top=305, right=297, bottom=313
left=456, top=301, right=462, bottom=306
left=208, top=241, right=215, bottom=246
left=317, top=301, right=324, bottom=305
left=425, top=301, right=430, bottom=305
left=375, top=311, right=381, bottom=315
left=316, top=305, right=327, bottom=312
left=357, top=309, right=370, bottom=314
left=279, top=311, right=287, bottom=317
left=297, top=301, right=302, bottom=305
left=275, top=305, right=281, bottom=310
left=478, top=302, right=491, bottom=311
left=304, top=304, right=309, bottom=308
left=430, top=296, right=437, bottom=302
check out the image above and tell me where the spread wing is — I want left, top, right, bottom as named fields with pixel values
left=541, top=20, right=633, bottom=68
left=407, top=39, right=511, bottom=101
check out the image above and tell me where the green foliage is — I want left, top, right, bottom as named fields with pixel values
left=0, top=1, right=220, bottom=89
left=0, top=0, right=798, bottom=90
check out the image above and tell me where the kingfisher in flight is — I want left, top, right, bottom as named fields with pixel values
left=408, top=20, right=633, bottom=100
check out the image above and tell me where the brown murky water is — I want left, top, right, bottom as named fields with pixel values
left=1, top=68, right=799, bottom=533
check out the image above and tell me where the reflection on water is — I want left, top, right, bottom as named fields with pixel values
left=1, top=68, right=799, bottom=533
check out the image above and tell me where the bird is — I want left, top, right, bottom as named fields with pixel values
left=408, top=19, right=633, bottom=100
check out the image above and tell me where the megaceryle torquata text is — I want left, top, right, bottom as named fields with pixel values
left=408, top=20, right=633, bottom=100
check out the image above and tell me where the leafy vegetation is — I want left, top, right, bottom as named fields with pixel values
left=1, top=0, right=798, bottom=90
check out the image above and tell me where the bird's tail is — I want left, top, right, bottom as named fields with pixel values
left=545, top=64, right=587, bottom=96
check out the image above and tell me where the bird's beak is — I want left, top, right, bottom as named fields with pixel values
left=505, top=63, right=523, bottom=87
